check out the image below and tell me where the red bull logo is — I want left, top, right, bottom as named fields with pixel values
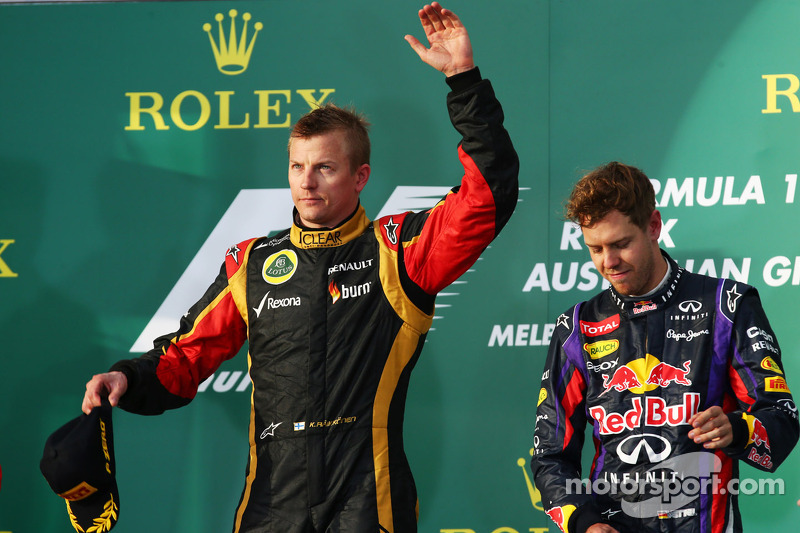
left=747, top=447, right=774, bottom=469
left=580, top=314, right=620, bottom=337
left=599, top=355, right=691, bottom=396
left=589, top=393, right=700, bottom=435
left=544, top=504, right=575, bottom=533
left=646, top=361, right=692, bottom=387
left=744, top=414, right=771, bottom=451
left=633, top=300, right=657, bottom=315
left=600, top=366, right=642, bottom=396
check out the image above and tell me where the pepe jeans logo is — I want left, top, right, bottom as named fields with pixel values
left=203, top=9, right=262, bottom=75
left=262, top=250, right=298, bottom=284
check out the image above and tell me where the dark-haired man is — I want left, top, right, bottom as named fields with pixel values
left=532, top=162, right=797, bottom=533
left=82, top=3, right=517, bottom=532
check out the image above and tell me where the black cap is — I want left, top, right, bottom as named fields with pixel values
left=40, top=400, right=119, bottom=532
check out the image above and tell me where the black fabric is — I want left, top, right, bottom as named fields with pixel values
left=41, top=399, right=119, bottom=532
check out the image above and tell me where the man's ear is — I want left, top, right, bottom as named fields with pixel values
left=355, top=163, right=370, bottom=193
left=648, top=209, right=663, bottom=241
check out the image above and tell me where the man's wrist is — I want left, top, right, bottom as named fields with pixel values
left=446, top=66, right=482, bottom=94
left=724, top=412, right=749, bottom=451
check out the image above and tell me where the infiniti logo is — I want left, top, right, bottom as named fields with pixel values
left=617, top=433, right=672, bottom=464
left=678, top=300, right=702, bottom=313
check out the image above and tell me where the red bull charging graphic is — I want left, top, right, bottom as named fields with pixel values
left=599, top=354, right=691, bottom=397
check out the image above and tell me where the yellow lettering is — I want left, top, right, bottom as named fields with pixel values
left=296, top=88, right=336, bottom=110
left=529, top=529, right=550, bottom=533
left=0, top=240, right=18, bottom=278
left=215, top=91, right=250, bottom=129
left=125, top=92, right=169, bottom=131
left=171, top=90, right=211, bottom=131
left=762, top=74, right=800, bottom=114
left=254, top=90, right=291, bottom=128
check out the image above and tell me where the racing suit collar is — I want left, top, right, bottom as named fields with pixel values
left=607, top=250, right=684, bottom=317
left=290, top=204, right=372, bottom=249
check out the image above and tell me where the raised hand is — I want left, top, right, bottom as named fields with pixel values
left=404, top=2, right=475, bottom=77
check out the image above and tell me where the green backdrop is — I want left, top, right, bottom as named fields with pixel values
left=1, top=1, right=799, bottom=531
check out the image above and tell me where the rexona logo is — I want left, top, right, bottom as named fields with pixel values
left=124, top=10, right=336, bottom=131
left=262, top=250, right=298, bottom=284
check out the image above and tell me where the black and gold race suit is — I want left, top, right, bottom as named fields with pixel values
left=111, top=69, right=518, bottom=532
left=531, top=251, right=798, bottom=533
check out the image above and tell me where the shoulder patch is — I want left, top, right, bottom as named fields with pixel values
left=718, top=279, right=753, bottom=322
left=225, top=237, right=258, bottom=279
left=376, top=213, right=409, bottom=252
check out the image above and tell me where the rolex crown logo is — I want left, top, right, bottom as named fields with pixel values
left=203, top=9, right=263, bottom=75
left=517, top=448, right=544, bottom=512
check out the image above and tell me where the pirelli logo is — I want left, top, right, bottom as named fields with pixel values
left=59, top=481, right=98, bottom=501
left=765, top=377, right=791, bottom=393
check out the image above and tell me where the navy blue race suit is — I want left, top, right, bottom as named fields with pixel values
left=532, top=251, right=798, bottom=533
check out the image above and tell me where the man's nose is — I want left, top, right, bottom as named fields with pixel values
left=300, top=168, right=316, bottom=189
left=603, top=250, right=621, bottom=270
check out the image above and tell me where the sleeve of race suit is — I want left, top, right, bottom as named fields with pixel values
left=530, top=305, right=605, bottom=533
left=110, top=259, right=248, bottom=415
left=386, top=68, right=518, bottom=312
left=719, top=280, right=799, bottom=472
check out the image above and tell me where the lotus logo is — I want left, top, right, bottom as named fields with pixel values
left=678, top=300, right=702, bottom=313
left=262, top=250, right=298, bottom=285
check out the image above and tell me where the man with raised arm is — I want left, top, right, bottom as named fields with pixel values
left=83, top=4, right=518, bottom=532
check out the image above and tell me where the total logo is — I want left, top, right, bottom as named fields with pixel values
left=328, top=280, right=372, bottom=304
left=580, top=314, right=620, bottom=337
left=599, top=355, right=691, bottom=397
